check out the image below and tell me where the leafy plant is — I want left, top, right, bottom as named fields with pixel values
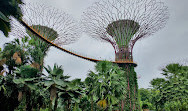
left=84, top=61, right=127, bottom=110
left=43, top=64, right=70, bottom=110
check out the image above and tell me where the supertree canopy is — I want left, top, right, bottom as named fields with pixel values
left=11, top=3, right=81, bottom=46
left=82, top=0, right=169, bottom=110
left=10, top=3, right=81, bottom=71
left=82, top=0, right=169, bottom=62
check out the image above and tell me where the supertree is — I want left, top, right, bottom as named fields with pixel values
left=10, top=3, right=81, bottom=71
left=81, top=0, right=169, bottom=110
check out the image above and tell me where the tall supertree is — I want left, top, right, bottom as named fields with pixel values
left=82, top=0, right=169, bottom=110
left=10, top=3, right=81, bottom=71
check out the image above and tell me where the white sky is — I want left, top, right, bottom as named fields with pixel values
left=0, top=0, right=188, bottom=88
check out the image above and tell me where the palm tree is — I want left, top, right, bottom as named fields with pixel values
left=43, top=64, right=84, bottom=111
left=1, top=37, right=49, bottom=110
left=13, top=65, right=41, bottom=111
left=150, top=63, right=188, bottom=110
left=2, top=38, right=29, bottom=74
left=43, top=64, right=70, bottom=110
left=58, top=78, right=83, bottom=111
left=1, top=31, right=57, bottom=73
left=85, top=61, right=127, bottom=110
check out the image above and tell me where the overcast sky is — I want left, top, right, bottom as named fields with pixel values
left=0, top=0, right=188, bottom=88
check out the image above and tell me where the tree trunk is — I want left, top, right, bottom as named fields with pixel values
left=91, top=95, right=93, bottom=111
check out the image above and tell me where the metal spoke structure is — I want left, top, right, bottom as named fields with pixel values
left=82, top=0, right=169, bottom=110
left=82, top=0, right=169, bottom=62
left=11, top=3, right=81, bottom=46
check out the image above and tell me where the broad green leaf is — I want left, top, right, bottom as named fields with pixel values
left=27, top=83, right=38, bottom=90
left=24, top=78, right=36, bottom=81
left=54, top=79, right=65, bottom=86
left=0, top=11, right=9, bottom=22
left=0, top=19, right=11, bottom=37
left=44, top=81, right=54, bottom=87
left=13, top=78, right=25, bottom=84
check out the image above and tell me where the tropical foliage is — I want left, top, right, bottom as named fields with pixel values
left=84, top=61, right=127, bottom=110
left=0, top=37, right=129, bottom=110
left=1, top=36, right=187, bottom=111
left=139, top=63, right=188, bottom=111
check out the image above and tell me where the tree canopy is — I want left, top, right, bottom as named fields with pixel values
left=139, top=63, right=188, bottom=111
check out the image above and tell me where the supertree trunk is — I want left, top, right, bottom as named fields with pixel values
left=118, top=64, right=139, bottom=111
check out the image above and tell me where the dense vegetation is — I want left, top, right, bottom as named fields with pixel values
left=0, top=37, right=128, bottom=110
left=0, top=2, right=129, bottom=109
left=139, top=64, right=188, bottom=111
left=0, top=36, right=187, bottom=111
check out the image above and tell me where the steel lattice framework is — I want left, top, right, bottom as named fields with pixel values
left=82, top=0, right=169, bottom=61
left=11, top=3, right=81, bottom=46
